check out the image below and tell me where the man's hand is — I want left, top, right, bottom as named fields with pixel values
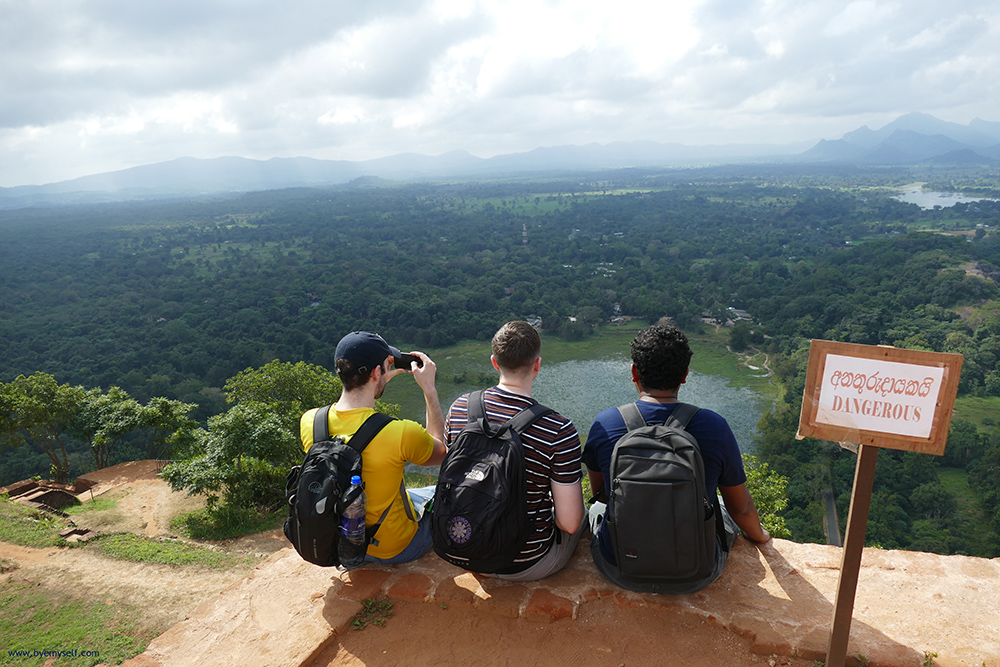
left=408, top=351, right=437, bottom=393
left=407, top=351, right=446, bottom=459
left=384, top=366, right=408, bottom=382
left=719, top=483, right=772, bottom=544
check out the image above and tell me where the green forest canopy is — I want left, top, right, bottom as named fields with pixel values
left=2, top=163, right=1000, bottom=556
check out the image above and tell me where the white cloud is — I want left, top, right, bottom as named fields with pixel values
left=1, top=0, right=999, bottom=186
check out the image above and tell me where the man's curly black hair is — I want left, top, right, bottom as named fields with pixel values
left=630, top=324, right=693, bottom=390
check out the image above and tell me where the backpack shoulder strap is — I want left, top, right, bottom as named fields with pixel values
left=468, top=389, right=553, bottom=438
left=311, top=406, right=394, bottom=452
left=313, top=405, right=332, bottom=444
left=349, top=411, right=399, bottom=543
left=665, top=403, right=700, bottom=431
left=466, top=389, right=485, bottom=420
left=616, top=402, right=647, bottom=431
left=660, top=402, right=726, bottom=549
left=348, top=411, right=394, bottom=453
left=463, top=389, right=494, bottom=437
left=505, top=401, right=555, bottom=434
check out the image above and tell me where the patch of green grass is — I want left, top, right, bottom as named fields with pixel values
left=403, top=472, right=437, bottom=488
left=351, top=596, right=393, bottom=630
left=581, top=467, right=593, bottom=502
left=0, top=583, right=157, bottom=667
left=952, top=395, right=1000, bottom=431
left=686, top=328, right=782, bottom=405
left=90, top=533, right=262, bottom=568
left=0, top=582, right=155, bottom=666
left=533, top=321, right=645, bottom=364
left=63, top=497, right=117, bottom=515
left=170, top=503, right=285, bottom=541
left=0, top=499, right=68, bottom=548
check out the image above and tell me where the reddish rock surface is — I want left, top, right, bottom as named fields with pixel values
left=121, top=537, right=1000, bottom=667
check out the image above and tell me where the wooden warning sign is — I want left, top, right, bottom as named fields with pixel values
left=796, top=340, right=962, bottom=667
left=797, top=340, right=963, bottom=455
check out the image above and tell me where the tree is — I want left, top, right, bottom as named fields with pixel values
left=943, top=419, right=984, bottom=468
left=909, top=482, right=956, bottom=520
left=743, top=454, right=791, bottom=538
left=0, top=373, right=85, bottom=483
left=141, top=396, right=199, bottom=460
left=730, top=321, right=752, bottom=352
left=223, top=360, right=344, bottom=434
left=70, top=388, right=198, bottom=470
left=162, top=402, right=299, bottom=511
left=72, top=387, right=146, bottom=470
left=163, top=360, right=400, bottom=518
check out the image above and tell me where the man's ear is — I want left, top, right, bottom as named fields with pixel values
left=630, top=363, right=640, bottom=384
left=372, top=356, right=392, bottom=381
left=490, top=355, right=501, bottom=371
left=532, top=356, right=541, bottom=373
left=681, top=368, right=689, bottom=385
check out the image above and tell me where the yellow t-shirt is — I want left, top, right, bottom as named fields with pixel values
left=300, top=406, right=434, bottom=560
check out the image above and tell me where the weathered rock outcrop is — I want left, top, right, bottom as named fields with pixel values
left=122, top=538, right=1000, bottom=667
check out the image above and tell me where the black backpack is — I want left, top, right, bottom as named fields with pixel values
left=604, top=402, right=727, bottom=585
left=431, top=390, right=553, bottom=574
left=283, top=407, right=394, bottom=567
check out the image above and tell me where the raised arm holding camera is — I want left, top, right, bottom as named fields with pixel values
left=299, top=331, right=446, bottom=565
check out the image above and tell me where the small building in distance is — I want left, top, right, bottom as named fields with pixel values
left=728, top=307, right=753, bottom=322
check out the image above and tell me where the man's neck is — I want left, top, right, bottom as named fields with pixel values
left=496, top=375, right=533, bottom=398
left=637, top=388, right=679, bottom=404
left=335, top=388, right=376, bottom=411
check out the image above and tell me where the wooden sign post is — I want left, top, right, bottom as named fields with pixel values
left=796, top=340, right=962, bottom=667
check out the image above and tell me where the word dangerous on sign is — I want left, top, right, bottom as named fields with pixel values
left=822, top=355, right=943, bottom=438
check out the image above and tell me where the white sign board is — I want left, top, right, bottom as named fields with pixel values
left=798, top=340, right=963, bottom=455
left=817, top=354, right=945, bottom=440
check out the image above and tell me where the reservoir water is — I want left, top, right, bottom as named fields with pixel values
left=531, top=356, right=767, bottom=451
left=894, top=187, right=998, bottom=209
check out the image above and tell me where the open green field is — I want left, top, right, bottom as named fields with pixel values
left=952, top=395, right=1000, bottom=430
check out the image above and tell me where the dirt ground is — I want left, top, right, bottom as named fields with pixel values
left=0, top=467, right=270, bottom=634
left=2, top=464, right=814, bottom=667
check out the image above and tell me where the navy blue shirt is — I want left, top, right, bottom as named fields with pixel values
left=581, top=401, right=748, bottom=565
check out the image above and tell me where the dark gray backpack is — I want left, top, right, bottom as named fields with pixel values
left=604, top=402, right=727, bottom=585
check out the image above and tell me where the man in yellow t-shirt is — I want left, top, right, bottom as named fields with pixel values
left=300, top=331, right=446, bottom=563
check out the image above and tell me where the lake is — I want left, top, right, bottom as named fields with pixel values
left=894, top=186, right=998, bottom=209
left=532, top=355, right=767, bottom=451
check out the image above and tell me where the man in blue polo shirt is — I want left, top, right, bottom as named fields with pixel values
left=582, top=323, right=771, bottom=593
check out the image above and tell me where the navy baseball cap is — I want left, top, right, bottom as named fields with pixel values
left=335, top=331, right=401, bottom=374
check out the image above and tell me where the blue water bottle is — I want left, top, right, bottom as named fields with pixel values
left=338, top=475, right=367, bottom=569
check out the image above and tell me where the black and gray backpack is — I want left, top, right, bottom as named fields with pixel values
left=431, top=390, right=553, bottom=574
left=604, top=402, right=727, bottom=585
left=283, top=407, right=393, bottom=567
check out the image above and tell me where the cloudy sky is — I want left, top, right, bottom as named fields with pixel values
left=2, top=0, right=998, bottom=187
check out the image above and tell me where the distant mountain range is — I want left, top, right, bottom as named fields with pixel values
left=0, top=142, right=807, bottom=209
left=1, top=112, right=997, bottom=209
left=800, top=112, right=1000, bottom=164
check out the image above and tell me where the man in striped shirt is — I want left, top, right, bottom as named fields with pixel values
left=444, top=321, right=586, bottom=581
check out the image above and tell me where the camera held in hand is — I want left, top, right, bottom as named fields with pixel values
left=395, top=353, right=424, bottom=369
